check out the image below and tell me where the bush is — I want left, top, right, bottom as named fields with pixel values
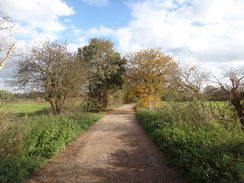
left=0, top=112, right=103, bottom=183
left=136, top=107, right=244, bottom=183
left=0, top=155, right=45, bottom=183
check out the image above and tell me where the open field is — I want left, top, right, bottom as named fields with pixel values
left=0, top=98, right=87, bottom=114
left=0, top=100, right=50, bottom=114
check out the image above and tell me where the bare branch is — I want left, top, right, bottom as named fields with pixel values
left=0, top=11, right=15, bottom=70
left=0, top=42, right=14, bottom=69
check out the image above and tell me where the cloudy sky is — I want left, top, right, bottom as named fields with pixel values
left=1, top=0, right=244, bottom=76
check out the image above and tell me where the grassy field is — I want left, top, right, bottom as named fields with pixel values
left=0, top=100, right=50, bottom=114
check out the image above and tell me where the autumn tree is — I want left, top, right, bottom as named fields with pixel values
left=126, top=48, right=176, bottom=109
left=0, top=11, right=15, bottom=70
left=14, top=41, right=87, bottom=114
left=78, top=38, right=126, bottom=111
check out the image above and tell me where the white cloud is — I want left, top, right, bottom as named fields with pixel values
left=67, top=37, right=88, bottom=52
left=1, top=0, right=75, bottom=43
left=82, top=0, right=108, bottom=7
left=114, top=0, right=244, bottom=71
left=87, top=26, right=114, bottom=36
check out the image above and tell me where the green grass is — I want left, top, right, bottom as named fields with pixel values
left=0, top=101, right=50, bottom=114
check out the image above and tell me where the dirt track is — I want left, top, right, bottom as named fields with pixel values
left=27, top=104, right=183, bottom=183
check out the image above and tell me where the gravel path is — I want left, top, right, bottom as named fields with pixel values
left=27, top=104, right=183, bottom=183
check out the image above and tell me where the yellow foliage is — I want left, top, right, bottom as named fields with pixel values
left=126, top=48, right=176, bottom=109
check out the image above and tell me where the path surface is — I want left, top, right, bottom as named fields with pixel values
left=27, top=104, right=183, bottom=183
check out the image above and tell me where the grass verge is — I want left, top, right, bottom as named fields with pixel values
left=136, top=107, right=244, bottom=183
left=0, top=112, right=104, bottom=183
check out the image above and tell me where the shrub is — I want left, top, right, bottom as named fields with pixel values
left=136, top=107, right=244, bottom=183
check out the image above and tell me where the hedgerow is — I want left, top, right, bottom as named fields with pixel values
left=136, top=107, right=244, bottom=183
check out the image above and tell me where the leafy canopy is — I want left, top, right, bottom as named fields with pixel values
left=78, top=38, right=125, bottom=111
left=126, top=48, right=176, bottom=109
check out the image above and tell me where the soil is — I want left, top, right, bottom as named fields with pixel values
left=27, top=104, right=183, bottom=183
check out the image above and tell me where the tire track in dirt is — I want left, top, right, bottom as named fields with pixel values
left=27, top=104, right=183, bottom=183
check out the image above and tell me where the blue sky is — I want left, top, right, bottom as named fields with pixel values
left=1, top=0, right=244, bottom=83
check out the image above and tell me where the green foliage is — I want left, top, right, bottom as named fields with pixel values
left=203, top=85, right=229, bottom=101
left=0, top=112, right=103, bottom=182
left=78, top=38, right=126, bottom=111
left=107, top=89, right=124, bottom=106
left=0, top=155, right=45, bottom=183
left=0, top=90, right=14, bottom=108
left=0, top=90, right=14, bottom=100
left=136, top=107, right=244, bottom=183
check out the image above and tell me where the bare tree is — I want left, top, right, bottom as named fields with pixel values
left=216, top=67, right=244, bottom=130
left=169, top=63, right=213, bottom=125
left=176, top=63, right=210, bottom=101
left=14, top=41, right=87, bottom=114
left=0, top=11, right=15, bottom=70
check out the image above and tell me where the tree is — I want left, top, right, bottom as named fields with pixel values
left=14, top=41, right=87, bottom=114
left=126, top=48, right=176, bottom=109
left=176, top=63, right=210, bottom=101
left=203, top=85, right=228, bottom=101
left=0, top=90, right=14, bottom=107
left=0, top=11, right=15, bottom=70
left=171, top=63, right=215, bottom=124
left=78, top=38, right=126, bottom=111
left=216, top=67, right=244, bottom=130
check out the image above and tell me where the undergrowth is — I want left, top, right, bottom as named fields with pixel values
left=136, top=107, right=244, bottom=183
left=0, top=112, right=103, bottom=183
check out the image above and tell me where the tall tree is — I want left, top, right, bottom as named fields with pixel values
left=0, top=11, right=15, bottom=70
left=126, top=48, right=176, bottom=109
left=14, top=41, right=87, bottom=114
left=78, top=38, right=125, bottom=111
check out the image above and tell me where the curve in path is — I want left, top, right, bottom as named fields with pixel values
left=27, top=104, right=183, bottom=183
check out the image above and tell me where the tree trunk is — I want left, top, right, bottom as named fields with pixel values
left=55, top=96, right=64, bottom=115
left=231, top=87, right=244, bottom=130
left=45, top=96, right=55, bottom=114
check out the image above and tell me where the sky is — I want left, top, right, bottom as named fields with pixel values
left=1, top=0, right=244, bottom=84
